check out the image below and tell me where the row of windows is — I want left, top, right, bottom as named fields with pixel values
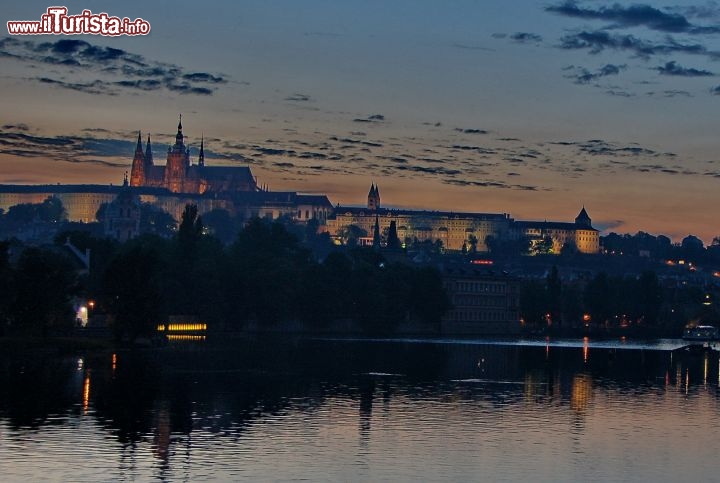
left=297, top=209, right=329, bottom=220
left=450, top=310, right=508, bottom=322
left=452, top=295, right=507, bottom=308
left=453, top=281, right=506, bottom=294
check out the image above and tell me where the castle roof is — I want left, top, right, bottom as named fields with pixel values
left=331, top=206, right=511, bottom=221
left=514, top=220, right=598, bottom=232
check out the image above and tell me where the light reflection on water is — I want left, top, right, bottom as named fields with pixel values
left=1, top=337, right=719, bottom=482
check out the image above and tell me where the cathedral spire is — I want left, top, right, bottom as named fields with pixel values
left=175, top=114, right=184, bottom=146
left=134, top=131, right=143, bottom=155
left=198, top=133, right=205, bottom=167
left=130, top=131, right=145, bottom=187
left=145, top=134, right=153, bottom=165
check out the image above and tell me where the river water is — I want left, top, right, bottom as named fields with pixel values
left=1, top=336, right=719, bottom=482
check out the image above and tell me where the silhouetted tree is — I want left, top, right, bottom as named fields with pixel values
left=9, top=247, right=78, bottom=336
left=466, top=234, right=477, bottom=253
left=339, top=224, right=367, bottom=247
left=584, top=272, right=612, bottom=327
left=102, top=244, right=164, bottom=342
left=546, top=266, right=562, bottom=326
left=37, top=196, right=66, bottom=223
left=386, top=220, right=401, bottom=249
left=201, top=208, right=239, bottom=244
left=139, top=203, right=176, bottom=237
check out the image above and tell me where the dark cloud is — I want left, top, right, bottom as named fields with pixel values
left=712, top=85, right=720, bottom=94
left=38, top=77, right=111, bottom=95
left=668, top=4, right=720, bottom=20
left=328, top=135, right=383, bottom=147
left=114, top=79, right=163, bottom=91
left=2, top=123, right=29, bottom=131
left=182, top=72, right=226, bottom=83
left=393, top=165, right=461, bottom=176
left=510, top=32, right=543, bottom=43
left=579, top=140, right=657, bottom=156
left=453, top=128, right=488, bottom=134
left=449, top=145, right=496, bottom=155
left=606, top=89, right=635, bottom=97
left=546, top=1, right=719, bottom=34
left=285, top=93, right=312, bottom=102
left=165, top=82, right=213, bottom=95
left=353, top=114, right=385, bottom=123
left=557, top=30, right=712, bottom=59
left=0, top=127, right=131, bottom=167
left=565, top=63, right=626, bottom=83
left=452, top=43, right=494, bottom=51
left=655, top=60, right=714, bottom=76
left=0, top=37, right=227, bottom=96
left=254, top=147, right=292, bottom=156
left=444, top=178, right=540, bottom=191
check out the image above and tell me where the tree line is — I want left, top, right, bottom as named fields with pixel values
left=0, top=205, right=449, bottom=340
left=520, top=266, right=717, bottom=334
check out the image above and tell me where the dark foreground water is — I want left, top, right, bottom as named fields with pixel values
left=1, top=337, right=719, bottom=482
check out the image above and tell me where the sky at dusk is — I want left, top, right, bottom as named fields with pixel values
left=1, top=0, right=719, bottom=242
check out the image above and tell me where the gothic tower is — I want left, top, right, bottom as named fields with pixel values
left=367, top=183, right=380, bottom=210
left=575, top=206, right=592, bottom=228
left=198, top=134, right=205, bottom=168
left=164, top=115, right=190, bottom=193
left=129, top=131, right=145, bottom=186
left=144, top=134, right=153, bottom=168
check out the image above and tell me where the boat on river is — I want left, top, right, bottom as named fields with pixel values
left=682, top=325, right=719, bottom=341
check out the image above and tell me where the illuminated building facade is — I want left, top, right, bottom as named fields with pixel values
left=327, top=184, right=600, bottom=254
left=441, top=266, right=521, bottom=334
left=0, top=118, right=333, bottom=228
left=130, top=117, right=257, bottom=194
left=103, top=175, right=141, bottom=241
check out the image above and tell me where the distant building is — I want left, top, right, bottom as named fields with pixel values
left=328, top=183, right=514, bottom=251
left=130, top=116, right=257, bottom=194
left=103, top=175, right=141, bottom=241
left=0, top=117, right=333, bottom=228
left=440, top=266, right=520, bottom=334
left=327, top=184, right=600, bottom=254
left=513, top=207, right=600, bottom=254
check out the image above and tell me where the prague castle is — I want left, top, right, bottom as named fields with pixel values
left=0, top=116, right=599, bottom=253
left=326, top=184, right=600, bottom=254
left=0, top=117, right=332, bottom=226
left=130, top=116, right=257, bottom=194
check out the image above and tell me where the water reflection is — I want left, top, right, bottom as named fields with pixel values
left=1, top=338, right=719, bottom=481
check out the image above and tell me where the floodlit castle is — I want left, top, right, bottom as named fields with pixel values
left=327, top=184, right=600, bottom=254
left=0, top=117, right=333, bottom=231
left=130, top=116, right=257, bottom=194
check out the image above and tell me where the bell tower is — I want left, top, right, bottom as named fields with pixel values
left=164, top=115, right=188, bottom=193
left=367, top=182, right=380, bottom=210
left=129, top=131, right=145, bottom=186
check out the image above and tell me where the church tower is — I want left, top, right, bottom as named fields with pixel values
left=144, top=134, right=153, bottom=168
left=164, top=115, right=190, bottom=193
left=367, top=183, right=380, bottom=210
left=198, top=134, right=205, bottom=168
left=575, top=206, right=592, bottom=228
left=129, top=131, right=145, bottom=186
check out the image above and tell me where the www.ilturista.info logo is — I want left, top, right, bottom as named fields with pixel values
left=7, top=7, right=151, bottom=36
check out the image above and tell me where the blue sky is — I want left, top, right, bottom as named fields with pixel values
left=1, top=0, right=719, bottom=241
